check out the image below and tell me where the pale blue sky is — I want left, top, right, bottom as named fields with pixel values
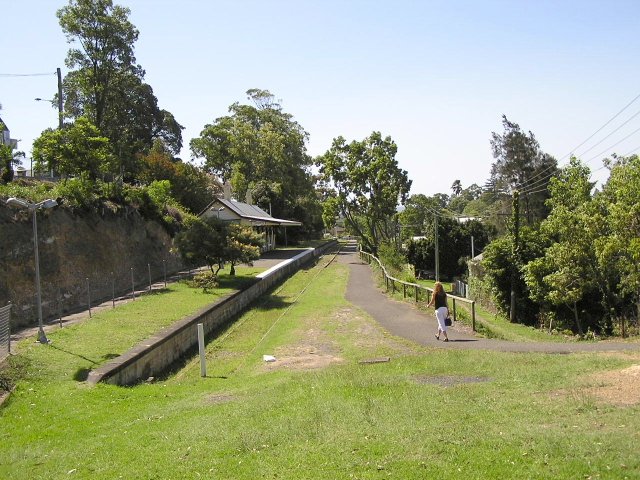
left=3, top=0, right=640, bottom=196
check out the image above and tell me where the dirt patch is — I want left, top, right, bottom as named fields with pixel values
left=260, top=307, right=416, bottom=372
left=204, top=393, right=237, bottom=405
left=582, top=364, right=640, bottom=407
left=334, top=307, right=417, bottom=355
left=413, top=375, right=491, bottom=387
left=263, top=345, right=343, bottom=371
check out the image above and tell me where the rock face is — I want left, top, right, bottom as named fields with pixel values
left=0, top=204, right=183, bottom=329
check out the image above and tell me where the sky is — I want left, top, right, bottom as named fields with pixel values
left=3, top=0, right=640, bottom=197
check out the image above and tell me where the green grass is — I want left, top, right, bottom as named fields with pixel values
left=1, top=253, right=639, bottom=479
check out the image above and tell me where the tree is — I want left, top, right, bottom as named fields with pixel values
left=57, top=0, right=183, bottom=177
left=490, top=115, right=557, bottom=224
left=523, top=157, right=612, bottom=333
left=598, top=154, right=640, bottom=323
left=316, top=131, right=412, bottom=253
left=0, top=145, right=23, bottom=184
left=451, top=179, right=462, bottom=196
left=173, top=216, right=225, bottom=274
left=32, top=117, right=113, bottom=179
left=174, top=216, right=263, bottom=277
left=138, top=142, right=216, bottom=214
left=57, top=0, right=140, bottom=130
left=102, top=74, right=184, bottom=176
left=0, top=119, right=24, bottom=183
left=397, top=194, right=440, bottom=239
left=191, top=89, right=321, bottom=239
left=405, top=216, right=492, bottom=280
left=481, top=226, right=546, bottom=325
left=448, top=183, right=482, bottom=214
left=223, top=224, right=263, bottom=275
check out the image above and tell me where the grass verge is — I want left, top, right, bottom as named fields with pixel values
left=0, top=252, right=639, bottom=479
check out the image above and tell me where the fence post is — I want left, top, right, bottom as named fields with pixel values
left=131, top=267, right=136, bottom=301
left=198, top=323, right=206, bottom=377
left=0, top=302, right=12, bottom=356
left=452, top=298, right=457, bottom=321
left=87, top=278, right=92, bottom=318
left=148, top=263, right=152, bottom=292
left=415, top=285, right=419, bottom=303
left=403, top=283, right=406, bottom=299
left=471, top=301, right=476, bottom=332
left=7, top=302, right=10, bottom=355
left=163, top=259, right=167, bottom=287
left=111, top=272, right=115, bottom=308
left=57, top=288, right=63, bottom=328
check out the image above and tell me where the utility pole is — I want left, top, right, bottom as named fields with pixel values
left=56, top=67, right=63, bottom=129
left=510, top=190, right=520, bottom=323
left=434, top=213, right=439, bottom=282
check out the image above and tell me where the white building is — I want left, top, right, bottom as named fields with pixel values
left=199, top=194, right=302, bottom=252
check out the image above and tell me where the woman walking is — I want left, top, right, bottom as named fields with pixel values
left=427, top=282, right=449, bottom=342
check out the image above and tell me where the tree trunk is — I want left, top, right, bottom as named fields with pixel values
left=572, top=301, right=584, bottom=336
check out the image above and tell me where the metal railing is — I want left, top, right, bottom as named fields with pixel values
left=0, top=303, right=11, bottom=360
left=359, top=250, right=476, bottom=331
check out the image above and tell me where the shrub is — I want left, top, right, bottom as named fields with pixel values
left=190, top=272, right=219, bottom=293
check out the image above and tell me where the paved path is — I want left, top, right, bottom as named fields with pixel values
left=337, top=242, right=640, bottom=354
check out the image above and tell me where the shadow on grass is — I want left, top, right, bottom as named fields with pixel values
left=49, top=345, right=121, bottom=382
left=254, top=295, right=292, bottom=311
left=216, top=276, right=259, bottom=290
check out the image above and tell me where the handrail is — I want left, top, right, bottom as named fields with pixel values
left=358, top=249, right=476, bottom=331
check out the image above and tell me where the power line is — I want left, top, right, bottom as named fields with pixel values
left=518, top=123, right=640, bottom=196
left=0, top=72, right=56, bottom=77
left=515, top=92, right=640, bottom=193
left=583, top=124, right=640, bottom=165
left=574, top=107, right=640, bottom=158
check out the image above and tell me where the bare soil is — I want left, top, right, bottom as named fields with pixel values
left=261, top=306, right=416, bottom=372
left=583, top=362, right=640, bottom=406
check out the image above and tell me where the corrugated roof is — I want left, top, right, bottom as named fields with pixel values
left=201, top=197, right=302, bottom=226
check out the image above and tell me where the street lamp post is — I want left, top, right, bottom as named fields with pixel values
left=6, top=197, right=58, bottom=344
left=34, top=97, right=63, bottom=130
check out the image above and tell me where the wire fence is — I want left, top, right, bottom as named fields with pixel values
left=7, top=257, right=195, bottom=334
left=0, top=303, right=11, bottom=361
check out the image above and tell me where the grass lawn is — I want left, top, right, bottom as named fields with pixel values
left=1, top=253, right=639, bottom=479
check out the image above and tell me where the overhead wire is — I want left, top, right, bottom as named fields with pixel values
left=0, top=72, right=56, bottom=77
left=519, top=121, right=640, bottom=196
left=514, top=92, right=640, bottom=194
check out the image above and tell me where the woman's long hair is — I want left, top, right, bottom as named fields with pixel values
left=433, top=282, right=444, bottom=295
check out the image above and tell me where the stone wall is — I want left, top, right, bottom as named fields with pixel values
left=0, top=204, right=183, bottom=329
left=87, top=241, right=337, bottom=386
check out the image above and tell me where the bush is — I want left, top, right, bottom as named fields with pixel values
left=190, top=272, right=219, bottom=293
left=378, top=242, right=406, bottom=276
left=52, top=173, right=100, bottom=210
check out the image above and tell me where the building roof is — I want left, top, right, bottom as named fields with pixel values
left=200, top=197, right=302, bottom=227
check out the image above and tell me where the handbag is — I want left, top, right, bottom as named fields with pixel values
left=445, top=315, right=452, bottom=326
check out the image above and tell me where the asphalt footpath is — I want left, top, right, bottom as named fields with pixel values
left=337, top=242, right=640, bottom=354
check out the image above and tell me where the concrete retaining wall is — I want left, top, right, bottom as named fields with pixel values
left=87, top=241, right=337, bottom=386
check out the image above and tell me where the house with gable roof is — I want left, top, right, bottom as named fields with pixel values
left=199, top=186, right=302, bottom=252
